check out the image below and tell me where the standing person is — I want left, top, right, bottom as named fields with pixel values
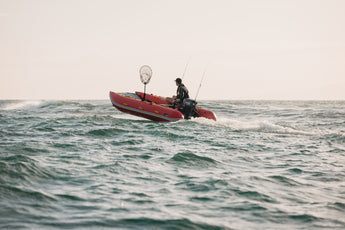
left=166, top=78, right=189, bottom=105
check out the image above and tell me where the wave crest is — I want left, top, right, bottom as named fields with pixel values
left=167, top=151, right=217, bottom=168
left=1, top=101, right=48, bottom=111
left=193, top=117, right=314, bottom=135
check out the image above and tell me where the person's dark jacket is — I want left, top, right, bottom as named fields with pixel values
left=176, top=84, right=189, bottom=104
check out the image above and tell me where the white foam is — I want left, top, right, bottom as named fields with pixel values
left=111, top=113, right=147, bottom=121
left=192, top=116, right=314, bottom=136
left=2, top=101, right=45, bottom=111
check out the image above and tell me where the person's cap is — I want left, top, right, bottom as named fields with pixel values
left=175, top=78, right=182, bottom=84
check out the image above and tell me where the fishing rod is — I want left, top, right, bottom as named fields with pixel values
left=194, top=65, right=208, bottom=101
left=181, top=57, right=191, bottom=81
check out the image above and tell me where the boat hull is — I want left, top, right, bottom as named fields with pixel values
left=135, top=91, right=217, bottom=121
left=110, top=91, right=216, bottom=122
left=109, top=91, right=183, bottom=122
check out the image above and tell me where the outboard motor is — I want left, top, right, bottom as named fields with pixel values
left=181, top=98, right=199, bottom=119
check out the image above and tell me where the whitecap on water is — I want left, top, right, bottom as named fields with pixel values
left=192, top=116, right=315, bottom=136
left=2, top=101, right=46, bottom=111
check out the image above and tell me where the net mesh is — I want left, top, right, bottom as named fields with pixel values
left=139, top=65, right=152, bottom=84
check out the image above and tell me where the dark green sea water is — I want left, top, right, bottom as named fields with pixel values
left=1, top=100, right=344, bottom=229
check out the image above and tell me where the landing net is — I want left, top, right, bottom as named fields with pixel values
left=139, top=65, right=152, bottom=85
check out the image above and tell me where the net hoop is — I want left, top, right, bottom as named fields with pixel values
left=139, top=65, right=152, bottom=84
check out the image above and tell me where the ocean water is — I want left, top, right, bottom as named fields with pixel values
left=0, top=99, right=344, bottom=229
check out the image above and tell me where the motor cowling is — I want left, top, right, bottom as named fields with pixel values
left=181, top=98, right=199, bottom=119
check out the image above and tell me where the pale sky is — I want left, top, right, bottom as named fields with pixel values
left=1, top=0, right=345, bottom=100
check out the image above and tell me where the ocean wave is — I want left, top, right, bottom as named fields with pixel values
left=1, top=99, right=345, bottom=229
left=221, top=201, right=267, bottom=211
left=268, top=175, right=304, bottom=187
left=113, top=217, right=228, bottom=230
left=86, top=127, right=128, bottom=137
left=167, top=151, right=218, bottom=168
left=0, top=154, right=54, bottom=183
left=1, top=101, right=47, bottom=111
left=327, top=202, right=345, bottom=212
left=232, top=188, right=277, bottom=203
left=0, top=183, right=56, bottom=202
left=30, top=217, right=229, bottom=229
left=322, top=132, right=345, bottom=143
left=192, top=117, right=315, bottom=136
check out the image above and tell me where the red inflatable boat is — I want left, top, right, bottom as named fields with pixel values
left=109, top=91, right=216, bottom=122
